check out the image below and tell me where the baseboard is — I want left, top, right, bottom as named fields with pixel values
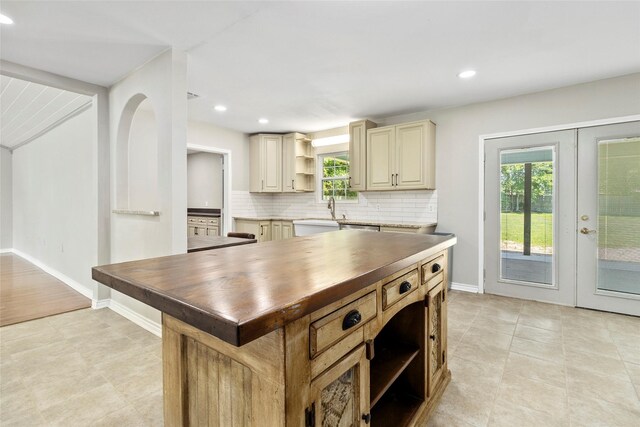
left=92, top=299, right=111, bottom=309
left=451, top=282, right=479, bottom=293
left=108, top=299, right=162, bottom=337
left=10, top=248, right=94, bottom=300
left=0, top=248, right=14, bottom=254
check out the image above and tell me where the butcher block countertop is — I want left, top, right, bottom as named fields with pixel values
left=92, top=230, right=456, bottom=347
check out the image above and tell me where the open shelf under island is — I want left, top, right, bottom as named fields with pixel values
left=92, top=230, right=456, bottom=427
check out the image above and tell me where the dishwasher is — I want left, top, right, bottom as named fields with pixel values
left=338, top=223, right=381, bottom=232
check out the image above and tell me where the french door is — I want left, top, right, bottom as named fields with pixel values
left=485, top=121, right=640, bottom=316
left=576, top=122, right=640, bottom=316
left=484, top=130, right=576, bottom=305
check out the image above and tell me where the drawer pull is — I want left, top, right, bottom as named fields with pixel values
left=431, top=263, right=442, bottom=274
left=399, top=281, right=412, bottom=294
left=429, top=334, right=436, bottom=340
left=342, top=310, right=362, bottom=331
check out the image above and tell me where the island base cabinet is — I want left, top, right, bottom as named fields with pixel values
left=308, top=345, right=370, bottom=427
left=162, top=315, right=286, bottom=427
left=160, top=249, right=452, bottom=427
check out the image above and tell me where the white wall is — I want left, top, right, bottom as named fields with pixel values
left=1, top=147, right=13, bottom=249
left=109, top=49, right=188, bottom=328
left=12, top=108, right=96, bottom=296
left=187, top=120, right=249, bottom=191
left=127, top=102, right=159, bottom=210
left=187, top=152, right=223, bottom=208
left=378, top=72, right=640, bottom=289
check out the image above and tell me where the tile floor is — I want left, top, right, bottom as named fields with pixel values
left=1, top=291, right=639, bottom=426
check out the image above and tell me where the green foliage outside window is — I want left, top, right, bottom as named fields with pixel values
left=321, top=153, right=358, bottom=201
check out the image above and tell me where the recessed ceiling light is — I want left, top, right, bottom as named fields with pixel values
left=458, top=70, right=476, bottom=79
left=213, top=105, right=227, bottom=112
left=0, top=13, right=14, bottom=25
left=258, top=118, right=269, bottom=124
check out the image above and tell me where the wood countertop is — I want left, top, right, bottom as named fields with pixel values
left=92, top=230, right=455, bottom=347
left=187, top=236, right=257, bottom=253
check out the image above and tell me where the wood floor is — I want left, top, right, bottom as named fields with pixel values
left=0, top=253, right=91, bottom=327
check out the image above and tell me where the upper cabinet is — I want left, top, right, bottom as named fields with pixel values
left=283, top=132, right=314, bottom=192
left=348, top=120, right=377, bottom=191
left=250, top=134, right=282, bottom=192
left=367, top=120, right=436, bottom=191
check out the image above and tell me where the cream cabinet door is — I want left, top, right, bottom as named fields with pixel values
left=282, top=134, right=296, bottom=192
left=349, top=120, right=376, bottom=191
left=258, top=221, right=272, bottom=242
left=263, top=135, right=282, bottom=192
left=235, top=219, right=260, bottom=238
left=281, top=221, right=293, bottom=239
left=395, top=122, right=426, bottom=189
left=271, top=221, right=283, bottom=241
left=366, top=127, right=395, bottom=190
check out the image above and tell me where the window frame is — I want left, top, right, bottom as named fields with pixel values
left=316, top=151, right=359, bottom=204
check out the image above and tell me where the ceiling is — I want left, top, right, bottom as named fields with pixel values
left=1, top=1, right=639, bottom=134
left=0, top=75, right=91, bottom=149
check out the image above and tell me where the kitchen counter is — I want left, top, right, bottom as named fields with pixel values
left=187, top=235, right=256, bottom=252
left=92, top=231, right=454, bottom=346
left=188, top=208, right=221, bottom=218
left=233, top=216, right=437, bottom=230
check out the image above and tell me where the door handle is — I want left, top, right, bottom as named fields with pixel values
left=580, top=227, right=596, bottom=235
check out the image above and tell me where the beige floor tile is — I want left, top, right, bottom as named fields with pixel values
left=625, top=361, right=640, bottom=387
left=39, top=383, right=128, bottom=426
left=29, top=370, right=110, bottom=411
left=514, top=323, right=562, bottom=344
left=472, top=313, right=518, bottom=335
left=434, top=379, right=495, bottom=427
left=510, top=336, right=564, bottom=363
left=461, top=326, right=514, bottom=351
left=517, top=312, right=563, bottom=331
left=478, top=306, right=521, bottom=323
left=426, top=409, right=477, bottom=427
left=130, top=389, right=164, bottom=426
left=502, top=352, right=566, bottom=389
left=93, top=404, right=151, bottom=427
left=566, top=366, right=640, bottom=411
left=521, top=300, right=562, bottom=318
left=568, top=394, right=640, bottom=427
left=448, top=355, right=505, bottom=388
left=454, top=340, right=509, bottom=370
left=562, top=334, right=620, bottom=359
left=601, top=312, right=640, bottom=335
left=564, top=347, right=629, bottom=381
left=496, top=374, right=568, bottom=419
left=616, top=343, right=640, bottom=365
left=489, top=400, right=569, bottom=427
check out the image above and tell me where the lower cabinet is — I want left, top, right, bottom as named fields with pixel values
left=187, top=216, right=220, bottom=237
left=235, top=219, right=294, bottom=242
left=308, top=345, right=369, bottom=427
left=426, top=280, right=446, bottom=397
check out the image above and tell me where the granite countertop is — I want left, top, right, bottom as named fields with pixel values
left=233, top=216, right=437, bottom=230
left=93, top=232, right=456, bottom=346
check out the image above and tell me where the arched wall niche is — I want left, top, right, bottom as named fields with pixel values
left=116, top=94, right=159, bottom=210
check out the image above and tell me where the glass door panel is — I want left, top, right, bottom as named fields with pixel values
left=500, top=147, right=555, bottom=286
left=596, top=137, right=640, bottom=296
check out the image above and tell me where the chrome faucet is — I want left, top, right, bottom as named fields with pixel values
left=328, top=196, right=336, bottom=220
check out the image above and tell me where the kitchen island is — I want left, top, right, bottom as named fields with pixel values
left=92, top=230, right=455, bottom=427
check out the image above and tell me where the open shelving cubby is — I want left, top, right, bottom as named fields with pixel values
left=369, top=301, right=426, bottom=426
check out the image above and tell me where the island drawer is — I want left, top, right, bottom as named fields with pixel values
left=309, top=291, right=377, bottom=358
left=382, top=269, right=419, bottom=310
left=207, top=217, right=219, bottom=226
left=422, top=252, right=446, bottom=284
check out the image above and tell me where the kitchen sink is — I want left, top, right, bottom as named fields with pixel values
left=292, top=219, right=339, bottom=236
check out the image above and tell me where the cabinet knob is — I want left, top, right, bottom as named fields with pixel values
left=431, top=263, right=441, bottom=274
left=342, top=310, right=362, bottom=331
left=399, top=281, right=412, bottom=294
left=429, top=334, right=436, bottom=340
left=362, top=413, right=371, bottom=424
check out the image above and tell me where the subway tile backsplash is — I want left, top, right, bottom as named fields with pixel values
left=231, top=190, right=438, bottom=224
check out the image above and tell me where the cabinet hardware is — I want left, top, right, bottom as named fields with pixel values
left=342, top=310, right=362, bottom=331
left=391, top=174, right=395, bottom=186
left=362, top=413, right=371, bottom=424
left=365, top=339, right=375, bottom=360
left=399, top=281, right=412, bottom=294
left=292, top=179, right=295, bottom=190
left=261, top=179, right=264, bottom=190
left=305, top=403, right=315, bottom=427
left=431, top=263, right=441, bottom=274
left=395, top=173, right=399, bottom=186
left=430, top=334, right=436, bottom=340
left=442, top=350, right=446, bottom=364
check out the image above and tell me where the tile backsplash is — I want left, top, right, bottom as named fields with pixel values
left=231, top=190, right=437, bottom=224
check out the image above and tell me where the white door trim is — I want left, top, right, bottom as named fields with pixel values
left=478, top=114, right=640, bottom=295
left=187, top=143, right=233, bottom=236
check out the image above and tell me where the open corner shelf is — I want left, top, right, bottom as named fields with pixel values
left=370, top=342, right=420, bottom=408
left=371, top=382, right=423, bottom=427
